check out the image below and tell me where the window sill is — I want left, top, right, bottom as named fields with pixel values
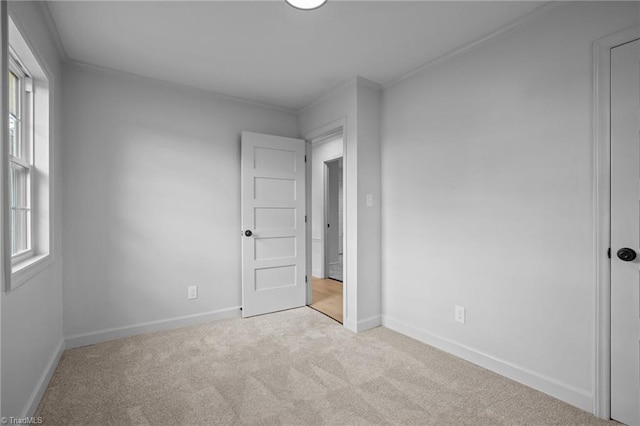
left=10, top=253, right=52, bottom=290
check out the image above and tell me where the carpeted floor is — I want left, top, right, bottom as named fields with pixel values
left=36, top=307, right=613, bottom=425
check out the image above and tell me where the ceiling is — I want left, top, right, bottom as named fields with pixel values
left=47, top=1, right=545, bottom=111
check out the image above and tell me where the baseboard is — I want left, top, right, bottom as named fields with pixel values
left=343, top=315, right=382, bottom=333
left=23, top=339, right=64, bottom=418
left=65, top=307, right=242, bottom=349
left=382, top=316, right=593, bottom=412
left=344, top=318, right=358, bottom=332
left=357, top=315, right=382, bottom=332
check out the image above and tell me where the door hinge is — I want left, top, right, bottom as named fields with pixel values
left=305, top=215, right=307, bottom=223
left=304, top=155, right=307, bottom=163
left=327, top=223, right=330, bottom=228
left=305, top=275, right=308, bottom=283
left=607, top=247, right=611, bottom=259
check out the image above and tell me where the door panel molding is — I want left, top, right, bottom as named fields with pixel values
left=593, top=25, right=640, bottom=420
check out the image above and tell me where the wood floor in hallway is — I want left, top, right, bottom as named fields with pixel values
left=309, top=277, right=343, bottom=323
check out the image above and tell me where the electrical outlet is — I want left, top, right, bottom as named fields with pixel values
left=455, top=305, right=466, bottom=324
left=187, top=285, right=198, bottom=300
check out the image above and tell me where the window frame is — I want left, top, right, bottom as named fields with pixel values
left=5, top=15, right=52, bottom=291
left=8, top=49, right=34, bottom=265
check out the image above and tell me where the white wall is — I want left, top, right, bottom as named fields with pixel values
left=311, top=137, right=342, bottom=278
left=62, top=63, right=298, bottom=345
left=355, top=81, right=382, bottom=323
left=2, top=2, right=64, bottom=418
left=381, top=1, right=639, bottom=412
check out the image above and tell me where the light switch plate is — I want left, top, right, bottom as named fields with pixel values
left=366, top=194, right=373, bottom=207
left=188, top=285, right=198, bottom=300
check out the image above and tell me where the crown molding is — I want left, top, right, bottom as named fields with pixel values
left=67, top=59, right=298, bottom=115
left=356, top=76, right=382, bottom=91
left=298, top=77, right=357, bottom=115
left=298, top=75, right=382, bottom=114
left=36, top=1, right=68, bottom=61
left=383, top=1, right=564, bottom=90
left=299, top=3, right=560, bottom=112
left=45, top=1, right=563, bottom=117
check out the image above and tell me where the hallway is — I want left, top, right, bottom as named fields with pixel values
left=310, top=277, right=343, bottom=323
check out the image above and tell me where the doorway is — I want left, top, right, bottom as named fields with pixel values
left=240, top=123, right=348, bottom=325
left=307, top=130, right=344, bottom=323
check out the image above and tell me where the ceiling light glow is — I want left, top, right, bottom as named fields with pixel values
left=285, top=0, right=327, bottom=11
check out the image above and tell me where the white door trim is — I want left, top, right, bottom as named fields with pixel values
left=593, top=25, right=640, bottom=419
left=305, top=118, right=347, bottom=323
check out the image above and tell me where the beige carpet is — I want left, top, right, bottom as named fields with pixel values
left=37, top=308, right=612, bottom=425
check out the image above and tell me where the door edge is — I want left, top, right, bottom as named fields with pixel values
left=593, top=25, right=640, bottom=420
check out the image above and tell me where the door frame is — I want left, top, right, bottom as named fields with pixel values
left=323, top=156, right=343, bottom=281
left=304, top=118, right=347, bottom=323
left=593, top=25, right=640, bottom=420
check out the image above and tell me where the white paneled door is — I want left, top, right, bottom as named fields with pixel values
left=241, top=132, right=307, bottom=317
left=611, top=38, right=640, bottom=426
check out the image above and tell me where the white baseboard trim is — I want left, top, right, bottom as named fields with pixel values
left=343, top=315, right=382, bottom=333
left=344, top=318, right=357, bottom=332
left=65, top=307, right=242, bottom=349
left=382, top=316, right=593, bottom=412
left=357, top=315, right=382, bottom=332
left=23, top=339, right=64, bottom=418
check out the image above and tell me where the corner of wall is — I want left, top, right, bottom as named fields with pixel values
left=21, top=340, right=64, bottom=418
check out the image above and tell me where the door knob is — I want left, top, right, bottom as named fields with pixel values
left=616, top=247, right=636, bottom=261
left=244, top=230, right=253, bottom=237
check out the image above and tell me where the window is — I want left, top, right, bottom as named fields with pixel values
left=6, top=17, right=51, bottom=290
left=8, top=52, right=33, bottom=262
